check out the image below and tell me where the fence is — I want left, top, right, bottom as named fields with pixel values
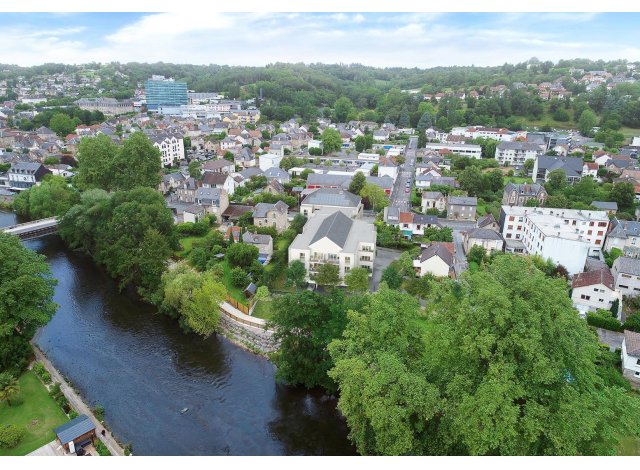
left=219, top=301, right=268, bottom=330
left=225, top=295, right=254, bottom=315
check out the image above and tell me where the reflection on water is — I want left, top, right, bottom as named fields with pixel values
left=22, top=234, right=354, bottom=456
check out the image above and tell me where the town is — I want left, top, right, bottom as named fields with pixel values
left=3, top=58, right=640, bottom=457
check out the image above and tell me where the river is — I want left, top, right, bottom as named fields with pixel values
left=0, top=210, right=356, bottom=456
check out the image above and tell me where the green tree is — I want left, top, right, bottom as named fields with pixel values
left=0, top=372, right=20, bottom=406
left=321, top=128, right=342, bottom=154
left=355, top=135, right=366, bottom=152
left=12, top=176, right=79, bottom=220
left=49, top=113, right=77, bottom=137
left=609, top=182, right=636, bottom=212
left=466, top=244, right=487, bottom=265
left=290, top=214, right=307, bottom=234
left=344, top=267, right=370, bottom=293
left=348, top=171, right=367, bottom=195
left=112, top=132, right=162, bottom=190
left=75, top=135, right=119, bottom=190
left=285, top=260, right=307, bottom=288
left=188, top=160, right=202, bottom=179
left=333, top=97, right=355, bottom=123
left=578, top=109, right=598, bottom=137
left=313, top=263, right=341, bottom=288
left=547, top=169, right=568, bottom=192
left=381, top=265, right=403, bottom=289
left=458, top=165, right=484, bottom=196
left=328, top=287, right=439, bottom=455
left=360, top=183, right=389, bottom=212
left=226, top=243, right=259, bottom=269
left=230, top=266, right=250, bottom=288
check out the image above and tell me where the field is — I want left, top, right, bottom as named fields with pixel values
left=0, top=371, right=68, bottom=456
left=251, top=299, right=274, bottom=321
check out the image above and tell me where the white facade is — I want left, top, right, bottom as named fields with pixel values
left=424, top=143, right=482, bottom=159
left=450, top=126, right=519, bottom=142
left=259, top=153, right=283, bottom=171
left=622, top=337, right=640, bottom=381
left=414, top=256, right=450, bottom=277
left=495, top=143, right=541, bottom=165
left=153, top=136, right=184, bottom=167
left=571, top=284, right=620, bottom=316
left=378, top=164, right=398, bottom=181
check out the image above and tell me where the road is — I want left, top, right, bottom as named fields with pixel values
left=389, top=136, right=418, bottom=211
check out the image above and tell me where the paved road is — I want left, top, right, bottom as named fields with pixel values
left=370, top=247, right=404, bottom=291
left=597, top=328, right=624, bottom=352
left=452, top=230, right=469, bottom=276
left=389, top=137, right=418, bottom=211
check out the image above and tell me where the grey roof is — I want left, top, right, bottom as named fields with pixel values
left=242, top=232, right=272, bottom=245
left=497, top=141, right=542, bottom=151
left=413, top=214, right=441, bottom=226
left=503, top=182, right=547, bottom=197
left=625, top=330, right=640, bottom=357
left=195, top=187, right=222, bottom=202
left=10, top=162, right=43, bottom=172
left=590, top=201, right=618, bottom=211
left=54, top=415, right=95, bottom=445
left=202, top=172, right=229, bottom=186
left=467, top=228, right=502, bottom=241
left=609, top=219, right=640, bottom=239
left=253, top=202, right=289, bottom=218
left=477, top=214, right=498, bottom=228
left=422, top=191, right=444, bottom=199
left=239, top=167, right=264, bottom=179
left=538, top=156, right=583, bottom=178
left=264, top=167, right=291, bottom=181
left=309, top=210, right=353, bottom=248
left=418, top=242, right=454, bottom=267
left=162, top=172, right=185, bottom=183
left=613, top=256, right=640, bottom=276
left=448, top=196, right=477, bottom=206
left=386, top=206, right=400, bottom=223
left=366, top=175, right=393, bottom=189
left=307, top=173, right=351, bottom=188
left=302, top=188, right=361, bottom=208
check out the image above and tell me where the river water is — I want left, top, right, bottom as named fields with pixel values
left=0, top=210, right=355, bottom=456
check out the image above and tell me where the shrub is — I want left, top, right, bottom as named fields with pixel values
left=0, top=424, right=25, bottom=449
left=94, top=404, right=105, bottom=422
left=623, top=313, right=640, bottom=332
left=95, top=440, right=111, bottom=456
left=49, top=382, right=62, bottom=398
left=586, top=311, right=623, bottom=332
left=68, top=410, right=79, bottom=419
left=32, top=362, right=46, bottom=377
left=230, top=267, right=250, bottom=289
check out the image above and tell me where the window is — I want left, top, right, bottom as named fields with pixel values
left=598, top=222, right=607, bottom=227
left=597, top=231, right=604, bottom=236
left=636, top=359, right=640, bottom=366
left=345, top=257, right=351, bottom=263
left=580, top=294, right=591, bottom=300
left=635, top=372, right=640, bottom=378
left=299, top=253, right=305, bottom=260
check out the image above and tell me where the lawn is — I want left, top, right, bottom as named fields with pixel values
left=503, top=176, right=532, bottom=185
left=176, top=235, right=203, bottom=258
left=0, top=370, right=68, bottom=456
left=252, top=299, right=274, bottom=321
left=220, top=260, right=249, bottom=305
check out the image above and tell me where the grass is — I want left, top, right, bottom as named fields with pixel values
left=252, top=299, right=274, bottom=320
left=220, top=260, right=248, bottom=305
left=175, top=226, right=221, bottom=258
left=618, top=436, right=640, bottom=455
left=503, top=176, right=532, bottom=185
left=0, top=370, right=68, bottom=456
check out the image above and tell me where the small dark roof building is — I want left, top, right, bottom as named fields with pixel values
left=53, top=414, right=96, bottom=453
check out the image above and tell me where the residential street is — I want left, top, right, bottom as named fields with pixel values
left=389, top=136, right=418, bottom=211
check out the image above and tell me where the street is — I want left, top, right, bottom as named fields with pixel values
left=389, top=136, right=418, bottom=211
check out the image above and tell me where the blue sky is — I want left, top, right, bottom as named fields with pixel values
left=0, top=12, right=638, bottom=67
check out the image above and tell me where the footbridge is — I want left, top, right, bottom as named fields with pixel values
left=1, top=217, right=59, bottom=240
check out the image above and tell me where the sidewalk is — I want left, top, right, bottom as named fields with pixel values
left=32, top=345, right=125, bottom=456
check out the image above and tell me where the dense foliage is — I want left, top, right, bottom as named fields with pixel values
left=12, top=176, right=80, bottom=220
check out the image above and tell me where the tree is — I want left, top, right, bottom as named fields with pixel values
left=349, top=171, right=367, bottom=195
left=381, top=265, right=403, bottom=289
left=458, top=166, right=484, bottom=196
left=344, top=267, right=370, bottom=293
left=313, top=263, right=341, bottom=288
left=484, top=169, right=504, bottom=193
left=290, top=214, right=307, bottom=234
left=49, top=113, right=77, bottom=137
left=75, top=135, right=119, bottom=190
left=321, top=128, right=342, bottom=154
left=333, top=97, right=355, bottom=123
left=466, top=245, right=487, bottom=266
left=416, top=111, right=433, bottom=132
left=224, top=151, right=235, bottom=162
left=328, top=287, right=439, bottom=455
left=12, top=176, right=79, bottom=220
left=285, top=260, right=307, bottom=288
left=188, top=161, right=202, bottom=179
left=270, top=291, right=356, bottom=392
left=547, top=169, right=568, bottom=192
left=231, top=267, right=250, bottom=288
left=578, top=109, right=598, bottom=137
left=0, top=372, right=20, bottom=406
left=524, top=159, right=535, bottom=174
left=226, top=243, right=259, bottom=269
left=610, top=182, right=635, bottom=212
left=355, top=135, right=367, bottom=152
left=360, top=183, right=389, bottom=212
left=112, top=132, right=162, bottom=190
left=255, top=285, right=270, bottom=300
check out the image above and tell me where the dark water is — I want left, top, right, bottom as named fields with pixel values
left=1, top=212, right=355, bottom=455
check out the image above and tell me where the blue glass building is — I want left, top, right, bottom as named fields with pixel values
left=144, top=75, right=188, bottom=110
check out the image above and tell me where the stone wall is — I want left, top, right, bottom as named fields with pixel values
left=217, top=313, right=278, bottom=356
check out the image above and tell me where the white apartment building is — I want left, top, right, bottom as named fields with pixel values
left=612, top=257, right=640, bottom=297
left=570, top=269, right=620, bottom=317
left=495, top=141, right=543, bottom=165
left=288, top=210, right=376, bottom=285
left=500, top=206, right=609, bottom=275
left=450, top=126, right=523, bottom=142
left=424, top=143, right=482, bottom=159
left=151, top=134, right=184, bottom=167
left=622, top=330, right=640, bottom=384
left=259, top=153, right=282, bottom=171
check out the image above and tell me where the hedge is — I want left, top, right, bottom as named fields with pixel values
left=586, top=311, right=623, bottom=332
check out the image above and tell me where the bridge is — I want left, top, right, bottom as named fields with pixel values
left=1, top=217, right=59, bottom=240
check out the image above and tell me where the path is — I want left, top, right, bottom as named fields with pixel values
left=597, top=328, right=624, bottom=352
left=32, top=345, right=125, bottom=456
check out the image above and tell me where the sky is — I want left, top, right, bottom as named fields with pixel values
left=1, top=12, right=639, bottom=68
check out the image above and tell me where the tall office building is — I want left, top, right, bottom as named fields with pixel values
left=144, top=75, right=188, bottom=110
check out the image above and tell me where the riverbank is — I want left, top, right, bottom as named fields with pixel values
left=31, top=345, right=126, bottom=456
left=218, top=301, right=278, bottom=357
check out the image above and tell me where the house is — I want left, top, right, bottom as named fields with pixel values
left=378, top=157, right=398, bottom=181
left=242, top=232, right=274, bottom=262
left=583, top=162, right=599, bottom=179
left=258, top=153, right=282, bottom=171
left=225, top=225, right=241, bottom=243
left=300, top=188, right=363, bottom=219
left=194, top=188, right=230, bottom=218
left=421, top=191, right=447, bottom=213
left=424, top=143, right=482, bottom=159
left=604, top=219, right=640, bottom=257
left=252, top=201, right=289, bottom=233
left=463, top=228, right=504, bottom=254
left=413, top=242, right=455, bottom=278
left=151, top=134, right=184, bottom=167
left=501, top=183, right=548, bottom=207
left=53, top=415, right=96, bottom=454
left=532, top=156, right=583, bottom=184
left=591, top=201, right=617, bottom=215
left=495, top=141, right=542, bottom=165
left=447, top=196, right=477, bottom=221
left=373, top=129, right=389, bottom=142
left=201, top=159, right=234, bottom=174
left=263, top=167, right=291, bottom=184
left=570, top=268, right=620, bottom=318
left=8, top=162, right=50, bottom=190
left=183, top=204, right=206, bottom=223
left=159, top=172, right=186, bottom=194
left=477, top=213, right=500, bottom=232
left=176, top=177, right=201, bottom=204
left=612, top=257, right=640, bottom=297
left=621, top=330, right=640, bottom=384
left=288, top=210, right=377, bottom=285
left=306, top=173, right=351, bottom=191
left=202, top=172, right=236, bottom=196
left=389, top=209, right=441, bottom=240
left=500, top=206, right=609, bottom=275
left=366, top=175, right=394, bottom=196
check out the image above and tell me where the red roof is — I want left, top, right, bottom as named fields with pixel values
left=399, top=212, right=414, bottom=224
left=571, top=269, right=614, bottom=290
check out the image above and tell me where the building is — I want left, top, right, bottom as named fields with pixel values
left=413, top=242, right=455, bottom=278
left=300, top=188, right=363, bottom=219
left=612, top=257, right=640, bottom=297
left=194, top=188, right=229, bottom=218
left=145, top=75, right=188, bottom=109
left=74, top=98, right=134, bottom=116
left=605, top=219, right=640, bottom=257
left=591, top=201, right=618, bottom=215
left=571, top=268, right=620, bottom=317
left=183, top=204, right=206, bottom=223
left=421, top=191, right=447, bottom=213
left=502, top=183, right=548, bottom=207
left=150, top=134, right=184, bottom=167
left=495, top=141, right=543, bottom=165
left=288, top=210, right=376, bottom=285
left=201, top=159, right=235, bottom=174
left=463, top=228, right=504, bottom=254
left=500, top=206, right=609, bottom=275
left=447, top=196, right=477, bottom=221
left=159, top=172, right=186, bottom=194
left=252, top=201, right=289, bottom=233
left=8, top=162, right=50, bottom=190
left=622, top=330, right=640, bottom=384
left=53, top=415, right=96, bottom=454
left=259, top=153, right=282, bottom=171
left=202, top=172, right=236, bottom=196
left=242, top=232, right=274, bottom=262
left=424, top=142, right=482, bottom=159
left=532, top=156, right=583, bottom=184
left=390, top=210, right=441, bottom=240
